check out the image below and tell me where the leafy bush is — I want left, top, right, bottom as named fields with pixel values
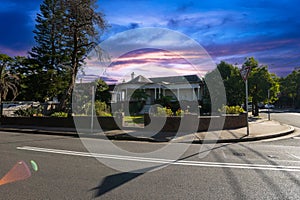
left=219, top=105, right=244, bottom=114
left=14, top=106, right=42, bottom=117
left=175, top=108, right=183, bottom=116
left=51, top=112, right=68, bottom=117
left=156, top=107, right=173, bottom=117
left=95, top=101, right=112, bottom=116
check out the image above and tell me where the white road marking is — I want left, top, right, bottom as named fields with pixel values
left=286, top=113, right=300, bottom=116
left=288, top=153, right=300, bottom=160
left=222, top=150, right=227, bottom=159
left=17, top=146, right=300, bottom=172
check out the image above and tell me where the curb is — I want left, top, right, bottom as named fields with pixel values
left=0, top=127, right=164, bottom=142
left=0, top=127, right=79, bottom=138
left=191, top=126, right=295, bottom=144
left=0, top=125, right=295, bottom=144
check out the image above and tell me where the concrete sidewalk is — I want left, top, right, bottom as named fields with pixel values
left=174, top=119, right=295, bottom=143
left=0, top=118, right=295, bottom=143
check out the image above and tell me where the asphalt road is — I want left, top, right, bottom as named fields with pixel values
left=259, top=110, right=300, bottom=147
left=260, top=109, right=300, bottom=128
left=1, top=129, right=300, bottom=200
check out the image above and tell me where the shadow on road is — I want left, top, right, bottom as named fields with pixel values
left=90, top=166, right=162, bottom=198
left=90, top=141, right=300, bottom=199
left=90, top=172, right=143, bottom=198
left=89, top=142, right=236, bottom=198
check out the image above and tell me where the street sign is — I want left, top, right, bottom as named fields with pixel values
left=240, top=66, right=251, bottom=81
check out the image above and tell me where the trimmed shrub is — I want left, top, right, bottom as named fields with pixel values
left=219, top=105, right=244, bottom=114
left=51, top=112, right=68, bottom=117
left=175, top=108, right=183, bottom=116
left=156, top=107, right=173, bottom=117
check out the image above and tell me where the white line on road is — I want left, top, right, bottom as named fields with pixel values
left=286, top=113, right=300, bottom=116
left=17, top=146, right=300, bottom=172
left=288, top=153, right=300, bottom=160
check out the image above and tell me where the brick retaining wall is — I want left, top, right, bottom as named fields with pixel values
left=144, top=113, right=247, bottom=132
left=1, top=113, right=246, bottom=132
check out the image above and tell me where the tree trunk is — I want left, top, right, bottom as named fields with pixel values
left=253, top=102, right=259, bottom=116
left=58, top=30, right=79, bottom=112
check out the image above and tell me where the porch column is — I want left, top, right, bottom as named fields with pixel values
left=177, top=88, right=180, bottom=100
left=154, top=88, right=157, bottom=100
left=197, top=86, right=200, bottom=100
left=159, top=87, right=161, bottom=98
left=126, top=88, right=128, bottom=100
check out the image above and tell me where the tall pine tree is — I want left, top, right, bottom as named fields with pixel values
left=31, top=0, right=66, bottom=71
left=30, top=0, right=69, bottom=102
left=59, top=0, right=107, bottom=111
left=30, top=0, right=107, bottom=106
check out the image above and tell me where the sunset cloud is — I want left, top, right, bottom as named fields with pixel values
left=1, top=0, right=300, bottom=77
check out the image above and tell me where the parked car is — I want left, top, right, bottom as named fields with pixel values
left=264, top=104, right=274, bottom=109
left=258, top=102, right=265, bottom=109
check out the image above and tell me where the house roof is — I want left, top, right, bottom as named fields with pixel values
left=114, top=74, right=202, bottom=87
left=149, top=74, right=201, bottom=84
left=127, top=75, right=153, bottom=84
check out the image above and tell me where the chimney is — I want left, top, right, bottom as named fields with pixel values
left=131, top=72, right=135, bottom=80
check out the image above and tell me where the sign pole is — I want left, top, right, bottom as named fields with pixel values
left=268, top=89, right=270, bottom=121
left=240, top=65, right=251, bottom=137
left=245, top=79, right=249, bottom=136
left=91, top=86, right=95, bottom=133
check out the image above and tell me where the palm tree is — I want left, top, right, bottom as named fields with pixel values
left=0, top=54, right=19, bottom=117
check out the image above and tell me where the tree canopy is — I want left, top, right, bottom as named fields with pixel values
left=278, top=68, right=300, bottom=108
left=204, top=57, right=280, bottom=116
left=245, top=57, right=280, bottom=116
left=29, top=0, right=107, bottom=111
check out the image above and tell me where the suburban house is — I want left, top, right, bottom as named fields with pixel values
left=110, top=73, right=204, bottom=114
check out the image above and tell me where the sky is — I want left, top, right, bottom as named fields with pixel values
left=1, top=0, right=300, bottom=79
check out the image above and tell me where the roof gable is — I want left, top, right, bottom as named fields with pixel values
left=150, top=75, right=201, bottom=84
left=127, top=75, right=153, bottom=84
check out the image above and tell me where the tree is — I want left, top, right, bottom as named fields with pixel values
left=95, top=78, right=111, bottom=104
left=10, top=56, right=66, bottom=102
left=216, top=61, right=244, bottom=106
left=30, top=0, right=70, bottom=102
left=31, top=0, right=66, bottom=70
left=203, top=58, right=280, bottom=116
left=204, top=61, right=244, bottom=114
left=31, top=0, right=107, bottom=109
left=245, top=57, right=280, bottom=116
left=279, top=68, right=300, bottom=108
left=203, top=67, right=227, bottom=114
left=0, top=54, right=19, bottom=116
left=59, top=0, right=107, bottom=111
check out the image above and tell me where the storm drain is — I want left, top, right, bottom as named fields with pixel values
left=232, top=152, right=246, bottom=157
left=267, top=155, right=279, bottom=159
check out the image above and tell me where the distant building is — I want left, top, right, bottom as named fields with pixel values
left=110, top=73, right=204, bottom=105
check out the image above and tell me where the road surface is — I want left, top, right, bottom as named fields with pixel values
left=1, top=130, right=300, bottom=199
left=260, top=109, right=300, bottom=128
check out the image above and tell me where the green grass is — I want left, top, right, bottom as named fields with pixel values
left=123, top=115, right=144, bottom=124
